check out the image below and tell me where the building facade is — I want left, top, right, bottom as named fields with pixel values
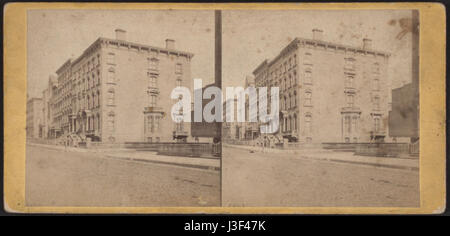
left=41, top=29, right=194, bottom=144
left=251, top=29, right=391, bottom=144
left=26, top=97, right=43, bottom=138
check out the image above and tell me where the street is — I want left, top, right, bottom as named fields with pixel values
left=26, top=145, right=220, bottom=207
left=222, top=146, right=419, bottom=207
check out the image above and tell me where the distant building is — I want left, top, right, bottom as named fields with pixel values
left=388, top=83, right=419, bottom=141
left=43, top=29, right=194, bottom=143
left=244, top=75, right=259, bottom=140
left=252, top=29, right=391, bottom=144
left=26, top=97, right=43, bottom=138
left=191, top=83, right=221, bottom=141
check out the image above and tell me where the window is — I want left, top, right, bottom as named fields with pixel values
left=293, top=114, right=297, bottom=131
left=374, top=117, right=380, bottom=132
left=352, top=116, right=358, bottom=133
left=304, top=91, right=312, bottom=106
left=305, top=69, right=312, bottom=84
left=148, top=58, right=159, bottom=71
left=86, top=95, right=90, bottom=109
left=305, top=113, right=312, bottom=135
left=373, top=63, right=380, bottom=73
left=346, top=74, right=355, bottom=88
left=346, top=94, right=354, bottom=107
left=150, top=94, right=157, bottom=107
left=284, top=96, right=288, bottom=110
left=107, top=113, right=115, bottom=133
left=373, top=96, right=380, bottom=110
left=304, top=52, right=312, bottom=64
left=176, top=77, right=182, bottom=87
left=293, top=70, right=297, bottom=85
left=289, top=94, right=292, bottom=108
left=287, top=116, right=291, bottom=131
left=107, top=89, right=115, bottom=106
left=97, top=70, right=101, bottom=85
left=175, top=63, right=183, bottom=74
left=97, top=114, right=101, bottom=131
left=148, top=116, right=154, bottom=133
left=107, top=53, right=115, bottom=64
left=96, top=91, right=100, bottom=107
left=345, top=116, right=351, bottom=133
left=155, top=116, right=160, bottom=132
left=148, top=74, right=157, bottom=88
left=345, top=58, right=356, bottom=70
left=293, top=91, right=297, bottom=107
left=107, top=68, right=115, bottom=83
left=373, top=77, right=380, bottom=91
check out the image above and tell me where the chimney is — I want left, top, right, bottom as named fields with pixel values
left=312, top=29, right=323, bottom=41
left=363, top=38, right=372, bottom=50
left=165, top=39, right=175, bottom=50
left=115, top=29, right=127, bottom=41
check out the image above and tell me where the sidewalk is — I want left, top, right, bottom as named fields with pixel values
left=224, top=143, right=419, bottom=171
left=27, top=142, right=220, bottom=171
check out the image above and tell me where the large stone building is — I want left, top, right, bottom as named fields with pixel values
left=26, top=97, right=43, bottom=138
left=251, top=29, right=391, bottom=144
left=42, top=29, right=194, bottom=143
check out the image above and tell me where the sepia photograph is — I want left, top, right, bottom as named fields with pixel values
left=4, top=3, right=445, bottom=215
left=221, top=10, right=420, bottom=207
left=25, top=9, right=221, bottom=207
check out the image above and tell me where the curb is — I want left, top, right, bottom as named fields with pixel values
left=105, top=155, right=220, bottom=171
left=300, top=155, right=419, bottom=171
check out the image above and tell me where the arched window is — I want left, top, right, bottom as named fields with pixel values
left=304, top=90, right=312, bottom=106
left=107, top=88, right=115, bottom=106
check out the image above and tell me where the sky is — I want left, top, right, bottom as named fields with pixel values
left=222, top=10, right=415, bottom=90
left=28, top=9, right=415, bottom=98
left=27, top=10, right=215, bottom=98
